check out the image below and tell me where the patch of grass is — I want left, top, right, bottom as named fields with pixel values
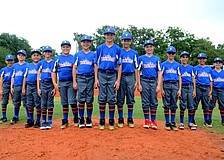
left=1, top=97, right=223, bottom=134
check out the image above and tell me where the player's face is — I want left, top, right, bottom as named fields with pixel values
left=17, top=54, right=26, bottom=62
left=214, top=61, right=223, bottom=69
left=198, top=58, right=207, bottom=65
left=166, top=52, right=176, bottom=60
left=121, top=39, right=132, bottom=49
left=180, top=55, right=189, bottom=64
left=31, top=53, right=41, bottom=63
left=104, top=33, right=115, bottom=43
left=61, top=45, right=71, bottom=55
left=144, top=45, right=154, bottom=55
left=81, top=41, right=92, bottom=51
left=5, top=60, right=14, bottom=67
left=43, top=51, right=52, bottom=58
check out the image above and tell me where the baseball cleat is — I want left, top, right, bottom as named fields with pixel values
left=25, top=119, right=34, bottom=128
left=0, top=117, right=7, bottom=124
left=109, top=119, right=115, bottom=130
left=118, top=118, right=124, bottom=128
left=127, top=118, right=134, bottom=128
left=188, top=123, right=197, bottom=130
left=165, top=122, right=171, bottom=131
left=170, top=122, right=178, bottom=131
left=86, top=117, right=92, bottom=128
left=10, top=117, right=18, bottom=125
left=192, top=119, right=197, bottom=127
left=79, top=117, right=85, bottom=128
left=98, top=119, right=105, bottom=130
left=61, top=119, right=68, bottom=129
left=143, top=119, right=151, bottom=129
left=151, top=120, right=158, bottom=130
left=40, top=122, right=48, bottom=130
left=33, top=121, right=41, bottom=128
left=74, top=117, right=79, bottom=127
left=46, top=122, right=52, bottom=129
left=178, top=123, right=184, bottom=130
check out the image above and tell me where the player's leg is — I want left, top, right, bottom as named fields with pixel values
left=170, top=83, right=178, bottom=131
left=25, top=85, right=35, bottom=128
left=150, top=80, right=158, bottom=130
left=33, top=86, right=41, bottom=128
left=187, top=84, right=196, bottom=130
left=179, top=86, right=188, bottom=129
left=217, top=89, right=224, bottom=126
left=46, top=83, right=54, bottom=129
left=192, top=86, right=202, bottom=126
left=0, top=83, right=10, bottom=123
left=10, top=86, right=21, bottom=124
left=201, top=86, right=210, bottom=127
left=208, top=88, right=218, bottom=127
left=40, top=82, right=48, bottom=130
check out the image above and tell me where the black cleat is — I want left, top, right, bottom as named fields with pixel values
left=10, top=117, right=19, bottom=125
left=25, top=119, right=34, bottom=128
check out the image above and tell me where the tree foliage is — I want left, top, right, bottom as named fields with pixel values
left=73, top=25, right=224, bottom=66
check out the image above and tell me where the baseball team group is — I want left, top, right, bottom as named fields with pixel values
left=0, top=27, right=223, bottom=131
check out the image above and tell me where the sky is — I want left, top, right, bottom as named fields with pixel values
left=0, top=0, right=224, bottom=54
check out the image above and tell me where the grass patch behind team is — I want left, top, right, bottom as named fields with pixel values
left=1, top=97, right=223, bottom=134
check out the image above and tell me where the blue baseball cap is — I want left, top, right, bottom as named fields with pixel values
left=81, top=35, right=92, bottom=42
left=31, top=49, right=41, bottom=55
left=104, top=27, right=116, bottom=35
left=17, top=50, right=26, bottom=56
left=43, top=46, right=52, bottom=52
left=5, top=54, right=14, bottom=61
left=197, top=52, right=207, bottom=59
left=61, top=40, right=71, bottom=47
left=180, top=51, right=190, bottom=57
left=166, top=46, right=176, bottom=53
left=214, top=57, right=223, bottom=63
left=144, top=40, right=154, bottom=47
left=121, top=32, right=132, bottom=40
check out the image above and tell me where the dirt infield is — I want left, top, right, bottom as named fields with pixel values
left=0, top=119, right=223, bottom=160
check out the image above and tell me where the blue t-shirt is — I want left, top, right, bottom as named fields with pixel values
left=74, top=51, right=95, bottom=75
left=95, top=43, right=121, bottom=70
left=162, top=60, right=180, bottom=81
left=194, top=65, right=212, bottom=86
left=138, top=55, right=161, bottom=78
left=121, top=49, right=138, bottom=73
left=179, top=64, right=194, bottom=84
left=24, top=62, right=39, bottom=83
left=211, top=69, right=224, bottom=89
left=12, top=62, right=27, bottom=86
left=38, top=59, right=54, bottom=81
left=0, top=66, right=13, bottom=83
left=52, top=54, right=75, bottom=81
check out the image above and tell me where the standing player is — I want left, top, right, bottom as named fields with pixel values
left=209, top=57, right=224, bottom=126
left=37, top=46, right=55, bottom=130
left=179, top=51, right=196, bottom=130
left=73, top=35, right=95, bottom=128
left=0, top=54, right=14, bottom=123
left=137, top=40, right=162, bottom=130
left=52, top=40, right=77, bottom=129
left=10, top=50, right=28, bottom=124
left=161, top=46, right=181, bottom=131
left=22, top=49, right=41, bottom=128
left=117, top=32, right=138, bottom=128
left=193, top=53, right=212, bottom=127
left=95, top=27, right=122, bottom=130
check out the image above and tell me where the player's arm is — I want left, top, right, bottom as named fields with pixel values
left=134, top=68, right=138, bottom=90
left=72, top=64, right=78, bottom=90
left=192, top=76, right=196, bottom=98
left=136, top=69, right=142, bottom=92
left=51, top=72, right=58, bottom=90
left=37, top=70, right=41, bottom=97
left=178, top=75, right=182, bottom=98
left=114, top=64, right=122, bottom=91
left=156, top=71, right=162, bottom=93
left=161, top=75, right=165, bottom=97
left=209, top=77, right=213, bottom=100
left=10, top=70, right=15, bottom=95
left=0, top=71, right=4, bottom=96
left=94, top=64, right=99, bottom=89
left=22, top=68, right=28, bottom=95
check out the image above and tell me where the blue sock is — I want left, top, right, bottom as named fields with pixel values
left=143, top=109, right=149, bottom=120
left=28, top=108, right=34, bottom=121
left=164, top=109, right=169, bottom=123
left=118, top=106, right=123, bottom=118
left=99, top=103, right=106, bottom=119
left=78, top=102, right=85, bottom=118
left=203, top=110, right=209, bottom=121
left=36, top=107, right=41, bottom=122
left=151, top=110, right=156, bottom=122
left=180, top=110, right=184, bottom=123
left=71, top=104, right=78, bottom=118
left=42, top=109, right=46, bottom=123
left=48, top=108, right=53, bottom=123
left=26, top=107, right=30, bottom=118
left=86, top=103, right=93, bottom=118
left=14, top=106, right=20, bottom=118
left=2, top=107, right=6, bottom=118
left=188, top=110, right=193, bottom=124
left=128, top=105, right=133, bottom=119
left=171, top=110, right=176, bottom=123
left=109, top=104, right=115, bottom=119
left=62, top=105, right=69, bottom=120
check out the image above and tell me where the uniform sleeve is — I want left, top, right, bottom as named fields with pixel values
left=0, top=69, right=4, bottom=78
left=116, top=46, right=122, bottom=65
left=74, top=54, right=78, bottom=66
left=161, top=63, right=164, bottom=74
left=134, top=51, right=139, bottom=69
left=52, top=59, right=58, bottom=72
left=209, top=67, right=213, bottom=81
left=137, top=56, right=142, bottom=71
left=24, top=67, right=28, bottom=78
left=157, top=58, right=162, bottom=71
left=177, top=63, right=181, bottom=75
left=11, top=65, right=15, bottom=78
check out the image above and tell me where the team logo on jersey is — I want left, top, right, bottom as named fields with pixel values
left=15, top=71, right=23, bottom=76
left=101, top=54, right=115, bottom=62
left=28, top=69, right=38, bottom=74
left=4, top=72, right=11, bottom=77
left=42, top=68, right=51, bottom=73
left=80, top=59, right=93, bottom=65
left=166, top=68, right=177, bottom=74
left=59, top=61, right=73, bottom=67
left=122, top=57, right=133, bottom=63
left=197, top=72, right=210, bottom=77
left=181, top=72, right=191, bottom=77
left=143, top=62, right=156, bottom=68
left=214, top=77, right=224, bottom=82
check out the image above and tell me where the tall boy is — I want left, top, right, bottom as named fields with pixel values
left=209, top=57, right=224, bottom=127
left=193, top=53, right=212, bottom=127
left=137, top=40, right=162, bottom=130
left=179, top=51, right=196, bottom=130
left=161, top=46, right=181, bottom=131
left=10, top=50, right=28, bottom=124
left=52, top=40, right=77, bottom=129
left=0, top=55, right=14, bottom=123
left=73, top=35, right=95, bottom=128
left=95, top=27, right=122, bottom=130
left=117, top=32, right=138, bottom=128
left=22, top=49, right=41, bottom=128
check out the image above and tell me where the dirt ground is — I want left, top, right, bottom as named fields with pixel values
left=0, top=119, right=223, bottom=160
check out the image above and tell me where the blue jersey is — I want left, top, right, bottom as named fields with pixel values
left=138, top=55, right=161, bottom=78
left=24, top=62, right=39, bottom=83
left=179, top=64, right=194, bottom=84
left=162, top=60, right=180, bottom=81
left=211, top=69, right=224, bottom=88
left=96, top=43, right=121, bottom=70
left=12, top=62, right=27, bottom=86
left=121, top=49, right=138, bottom=73
left=38, top=59, right=54, bottom=81
left=194, top=65, right=212, bottom=86
left=74, top=51, right=95, bottom=75
left=0, top=66, right=13, bottom=83
left=52, top=54, right=75, bottom=81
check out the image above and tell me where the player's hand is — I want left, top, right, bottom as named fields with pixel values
left=0, top=89, right=3, bottom=96
left=51, top=89, right=56, bottom=96
left=209, top=91, right=212, bottom=101
left=38, top=89, right=41, bottom=97
left=94, top=79, right=100, bottom=89
left=161, top=88, right=165, bottom=97
left=11, top=87, right=14, bottom=95
left=114, top=80, right=120, bottom=91
left=137, top=84, right=142, bottom=92
left=156, top=85, right=161, bottom=93
left=54, top=84, right=60, bottom=92
left=193, top=90, right=196, bottom=98
left=73, top=82, right=78, bottom=90
left=22, top=88, right=26, bottom=95
left=177, top=89, right=181, bottom=98
left=134, top=82, right=138, bottom=90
